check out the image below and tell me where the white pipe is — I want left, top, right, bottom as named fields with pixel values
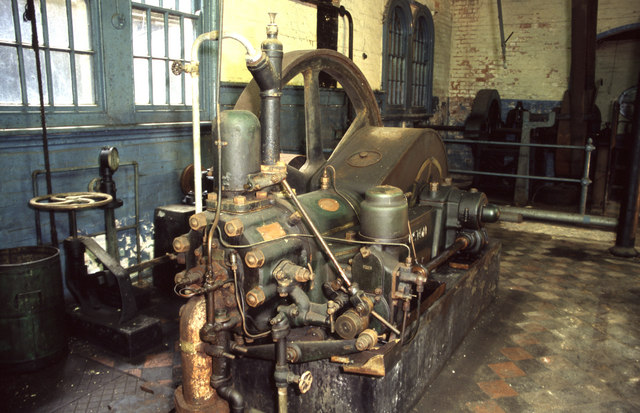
left=189, top=31, right=218, bottom=213
left=222, top=32, right=262, bottom=64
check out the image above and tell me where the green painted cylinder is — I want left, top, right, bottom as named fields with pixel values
left=0, top=246, right=67, bottom=371
left=219, top=109, right=261, bottom=193
left=360, top=185, right=409, bottom=242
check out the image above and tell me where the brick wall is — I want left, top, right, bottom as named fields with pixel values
left=220, top=0, right=453, bottom=98
left=448, top=0, right=640, bottom=125
left=448, top=0, right=571, bottom=124
left=595, top=0, right=640, bottom=124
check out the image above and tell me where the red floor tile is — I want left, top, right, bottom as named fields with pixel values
left=477, top=380, right=519, bottom=399
left=488, top=361, right=527, bottom=378
left=501, top=347, right=534, bottom=361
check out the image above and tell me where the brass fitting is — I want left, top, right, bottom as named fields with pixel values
left=189, top=212, right=208, bottom=231
left=355, top=329, right=378, bottom=351
left=246, top=287, right=266, bottom=307
left=287, top=211, right=302, bottom=226
left=233, top=195, right=246, bottom=205
left=294, top=266, right=314, bottom=283
left=320, top=169, right=330, bottom=190
left=224, top=219, right=244, bottom=237
left=172, top=235, right=191, bottom=253
left=360, top=246, right=371, bottom=259
left=245, top=249, right=266, bottom=268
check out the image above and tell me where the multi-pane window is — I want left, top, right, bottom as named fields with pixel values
left=387, top=5, right=408, bottom=107
left=412, top=15, right=432, bottom=108
left=131, top=1, right=199, bottom=106
left=0, top=0, right=95, bottom=107
left=383, top=0, right=434, bottom=122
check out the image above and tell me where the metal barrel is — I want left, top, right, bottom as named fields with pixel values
left=0, top=246, right=67, bottom=372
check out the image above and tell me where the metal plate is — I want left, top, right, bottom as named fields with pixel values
left=347, top=150, right=382, bottom=168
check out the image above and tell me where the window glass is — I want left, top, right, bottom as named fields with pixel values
left=152, top=59, right=167, bottom=104
left=0, top=47, right=21, bottom=104
left=23, top=50, right=49, bottom=105
left=387, top=6, right=407, bottom=106
left=412, top=16, right=429, bottom=108
left=71, top=0, right=91, bottom=50
left=134, top=58, right=150, bottom=104
left=48, top=0, right=69, bottom=49
left=19, top=0, right=44, bottom=46
left=168, top=15, right=181, bottom=59
left=0, top=1, right=15, bottom=42
left=51, top=51, right=73, bottom=104
left=150, top=12, right=165, bottom=56
left=132, top=1, right=198, bottom=106
left=75, top=54, right=94, bottom=104
left=1, top=0, right=94, bottom=108
left=132, top=8, right=148, bottom=56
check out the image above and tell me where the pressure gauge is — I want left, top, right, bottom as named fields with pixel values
left=100, top=147, right=120, bottom=172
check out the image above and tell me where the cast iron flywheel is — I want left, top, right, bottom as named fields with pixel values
left=235, top=49, right=382, bottom=192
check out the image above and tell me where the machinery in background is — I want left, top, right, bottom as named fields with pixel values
left=164, top=15, right=499, bottom=413
left=29, top=147, right=176, bottom=357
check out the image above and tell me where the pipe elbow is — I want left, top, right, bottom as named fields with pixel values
left=217, top=385, right=245, bottom=413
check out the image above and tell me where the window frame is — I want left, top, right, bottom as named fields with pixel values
left=0, top=0, right=106, bottom=130
left=381, top=0, right=435, bottom=123
left=0, top=0, right=213, bottom=132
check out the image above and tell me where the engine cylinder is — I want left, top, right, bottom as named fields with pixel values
left=359, top=185, right=409, bottom=242
left=219, top=110, right=261, bottom=193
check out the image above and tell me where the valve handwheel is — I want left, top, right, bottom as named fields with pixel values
left=298, top=370, right=313, bottom=394
left=29, top=192, right=113, bottom=211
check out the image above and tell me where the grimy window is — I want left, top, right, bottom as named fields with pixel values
left=382, top=0, right=434, bottom=124
left=131, top=0, right=198, bottom=106
left=0, top=0, right=94, bottom=107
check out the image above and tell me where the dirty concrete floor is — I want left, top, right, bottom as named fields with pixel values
left=2, top=221, right=639, bottom=412
left=413, top=222, right=640, bottom=413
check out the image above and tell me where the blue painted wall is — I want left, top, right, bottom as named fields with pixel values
left=0, top=84, right=350, bottom=266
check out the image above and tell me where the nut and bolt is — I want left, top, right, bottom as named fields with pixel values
left=224, top=219, right=244, bottom=237
left=245, top=287, right=266, bottom=307
left=360, top=246, right=371, bottom=259
left=233, top=195, right=246, bottom=205
left=245, top=250, right=265, bottom=268
left=207, top=192, right=217, bottom=202
left=189, top=213, right=208, bottom=231
left=345, top=230, right=356, bottom=240
left=294, top=267, right=314, bottom=282
left=287, top=211, right=302, bottom=226
left=256, top=190, right=268, bottom=200
left=430, top=181, right=439, bottom=192
left=172, top=235, right=191, bottom=253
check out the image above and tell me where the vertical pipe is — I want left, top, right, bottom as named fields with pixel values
left=610, top=73, right=640, bottom=258
left=275, top=332, right=288, bottom=413
left=579, top=139, right=594, bottom=215
left=189, top=31, right=219, bottom=213
left=260, top=14, right=283, bottom=165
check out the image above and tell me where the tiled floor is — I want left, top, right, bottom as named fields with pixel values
left=2, top=222, right=639, bottom=412
left=413, top=224, right=640, bottom=412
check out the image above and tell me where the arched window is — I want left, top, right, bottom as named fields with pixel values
left=387, top=4, right=409, bottom=106
left=383, top=1, right=434, bottom=124
left=412, top=11, right=434, bottom=111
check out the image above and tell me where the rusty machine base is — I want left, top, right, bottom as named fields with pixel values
left=231, top=241, right=500, bottom=413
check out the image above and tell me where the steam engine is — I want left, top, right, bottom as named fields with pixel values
left=171, top=16, right=499, bottom=413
